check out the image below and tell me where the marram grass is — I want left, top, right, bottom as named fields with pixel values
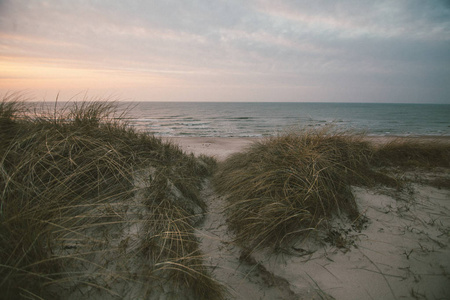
left=372, top=137, right=450, bottom=168
left=214, top=128, right=374, bottom=250
left=214, top=128, right=449, bottom=251
left=0, top=96, right=223, bottom=300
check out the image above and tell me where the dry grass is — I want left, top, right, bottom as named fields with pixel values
left=214, top=128, right=376, bottom=250
left=0, top=95, right=223, bottom=299
left=372, top=138, right=450, bottom=168
left=214, top=128, right=450, bottom=252
left=143, top=196, right=225, bottom=299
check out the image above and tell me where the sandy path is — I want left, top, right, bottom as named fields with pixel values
left=195, top=179, right=318, bottom=299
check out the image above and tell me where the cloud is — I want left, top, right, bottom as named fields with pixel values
left=0, top=0, right=449, bottom=102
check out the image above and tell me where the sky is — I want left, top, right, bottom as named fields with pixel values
left=0, top=0, right=449, bottom=103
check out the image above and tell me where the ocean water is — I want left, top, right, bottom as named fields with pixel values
left=120, top=102, right=449, bottom=137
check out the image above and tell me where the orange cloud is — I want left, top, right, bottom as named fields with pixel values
left=0, top=55, right=179, bottom=91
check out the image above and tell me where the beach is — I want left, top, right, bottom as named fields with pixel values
left=171, top=136, right=450, bottom=300
left=167, top=137, right=256, bottom=161
left=170, top=136, right=450, bottom=161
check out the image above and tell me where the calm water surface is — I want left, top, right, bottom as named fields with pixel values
left=34, top=102, right=449, bottom=137
left=121, top=102, right=450, bottom=137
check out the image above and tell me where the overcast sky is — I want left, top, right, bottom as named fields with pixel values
left=1, top=0, right=449, bottom=103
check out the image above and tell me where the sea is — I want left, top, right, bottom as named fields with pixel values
left=119, top=102, right=449, bottom=137
left=34, top=102, right=450, bottom=137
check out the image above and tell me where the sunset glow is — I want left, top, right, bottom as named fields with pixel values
left=0, top=1, right=449, bottom=102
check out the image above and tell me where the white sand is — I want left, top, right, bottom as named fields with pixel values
left=167, top=137, right=257, bottom=161
left=173, top=137, right=450, bottom=300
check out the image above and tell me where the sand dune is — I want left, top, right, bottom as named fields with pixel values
left=174, top=137, right=450, bottom=300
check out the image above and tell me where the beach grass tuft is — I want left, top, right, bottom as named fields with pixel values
left=0, top=95, right=223, bottom=299
left=214, top=128, right=449, bottom=252
left=214, top=128, right=376, bottom=250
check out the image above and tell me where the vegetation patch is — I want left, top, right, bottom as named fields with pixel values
left=214, top=128, right=376, bottom=250
left=214, top=128, right=450, bottom=252
left=372, top=138, right=450, bottom=168
left=0, top=94, right=222, bottom=300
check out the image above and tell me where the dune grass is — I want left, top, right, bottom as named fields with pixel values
left=0, top=95, right=223, bottom=299
left=372, top=138, right=450, bottom=168
left=214, top=128, right=449, bottom=252
left=214, top=128, right=375, bottom=250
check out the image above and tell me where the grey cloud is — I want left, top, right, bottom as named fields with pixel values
left=0, top=0, right=449, bottom=102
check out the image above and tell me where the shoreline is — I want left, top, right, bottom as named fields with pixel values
left=167, top=137, right=257, bottom=161
left=168, top=135, right=450, bottom=161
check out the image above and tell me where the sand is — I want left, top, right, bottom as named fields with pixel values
left=167, top=137, right=257, bottom=161
left=172, top=137, right=450, bottom=300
